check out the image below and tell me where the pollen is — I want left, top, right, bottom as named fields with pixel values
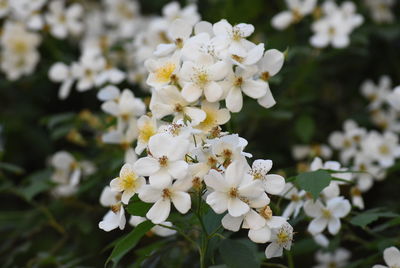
left=228, top=187, right=239, bottom=198
left=158, top=156, right=168, bottom=167
left=321, top=208, right=332, bottom=219
left=379, top=145, right=390, bottom=155
left=155, top=63, right=176, bottom=83
left=261, top=71, right=270, bottom=81
left=195, top=70, right=209, bottom=86
left=231, top=54, right=244, bottom=63
left=162, top=188, right=171, bottom=199
left=111, top=204, right=121, bottom=213
left=120, top=172, right=138, bottom=190
left=139, top=123, right=156, bottom=143
left=12, top=40, right=28, bottom=54
left=260, top=205, right=273, bottom=220
left=234, top=76, right=243, bottom=87
left=232, top=28, right=243, bottom=41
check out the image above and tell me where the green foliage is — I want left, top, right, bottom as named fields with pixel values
left=350, top=209, right=399, bottom=228
left=295, top=114, right=315, bottom=143
left=106, top=221, right=154, bottom=266
left=295, top=170, right=332, bottom=199
left=219, top=239, right=260, bottom=268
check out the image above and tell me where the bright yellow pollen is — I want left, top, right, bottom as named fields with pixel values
left=120, top=172, right=138, bottom=190
left=155, top=63, right=176, bottom=83
left=139, top=123, right=156, bottom=143
left=276, top=231, right=290, bottom=245
left=196, top=72, right=209, bottom=86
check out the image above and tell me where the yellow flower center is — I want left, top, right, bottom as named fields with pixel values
left=11, top=40, right=28, bottom=54
left=260, top=205, right=273, bottom=220
left=261, top=72, right=270, bottom=81
left=158, top=156, right=168, bottom=167
left=228, top=187, right=239, bottom=198
left=379, top=145, right=390, bottom=155
left=139, top=123, right=156, bottom=143
left=197, top=109, right=218, bottom=132
left=155, top=63, right=176, bottom=83
left=276, top=231, right=290, bottom=245
left=120, top=172, right=138, bottom=191
left=322, top=208, right=332, bottom=219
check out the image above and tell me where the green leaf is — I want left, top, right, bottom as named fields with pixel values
left=296, top=170, right=331, bottom=199
left=350, top=209, right=398, bottom=228
left=219, top=239, right=259, bottom=268
left=126, top=196, right=153, bottom=217
left=106, top=220, right=154, bottom=266
left=0, top=162, right=25, bottom=175
left=19, top=169, right=52, bottom=201
left=295, top=115, right=315, bottom=143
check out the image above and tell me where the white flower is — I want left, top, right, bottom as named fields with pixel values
left=149, top=85, right=206, bottom=125
left=0, top=22, right=41, bottom=80
left=50, top=151, right=82, bottom=197
left=373, top=246, right=400, bottom=268
left=248, top=206, right=287, bottom=244
left=45, top=0, right=83, bottom=39
left=361, top=131, right=400, bottom=168
left=365, top=0, right=395, bottom=24
left=310, top=1, right=363, bottom=48
left=387, top=86, right=400, bottom=111
left=162, top=1, right=200, bottom=26
left=248, top=159, right=285, bottom=195
left=205, top=161, right=266, bottom=217
left=139, top=179, right=192, bottom=224
left=328, top=119, right=366, bottom=164
left=180, top=54, right=228, bottom=102
left=213, top=19, right=255, bottom=57
left=129, top=216, right=176, bottom=237
left=223, top=66, right=268, bottom=112
left=154, top=19, right=193, bottom=56
left=271, top=0, right=317, bottom=30
left=136, top=115, right=158, bottom=155
left=292, top=144, right=332, bottom=160
left=304, top=197, right=351, bottom=235
left=98, top=186, right=126, bottom=232
left=134, top=133, right=189, bottom=188
left=100, top=87, right=146, bottom=120
left=208, top=134, right=251, bottom=168
left=313, top=248, right=350, bottom=268
left=195, top=101, right=230, bottom=132
left=49, top=62, right=75, bottom=99
left=361, top=76, right=392, bottom=110
left=256, top=49, right=285, bottom=108
left=110, top=163, right=145, bottom=204
left=221, top=206, right=268, bottom=233
left=280, top=183, right=306, bottom=219
left=265, top=223, right=294, bottom=259
left=145, top=54, right=180, bottom=88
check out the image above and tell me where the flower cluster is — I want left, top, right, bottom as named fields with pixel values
left=97, top=13, right=291, bottom=259
left=272, top=0, right=374, bottom=48
left=49, top=151, right=95, bottom=197
left=48, top=1, right=201, bottom=99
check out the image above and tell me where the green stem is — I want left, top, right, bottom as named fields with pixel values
left=286, top=251, right=294, bottom=268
